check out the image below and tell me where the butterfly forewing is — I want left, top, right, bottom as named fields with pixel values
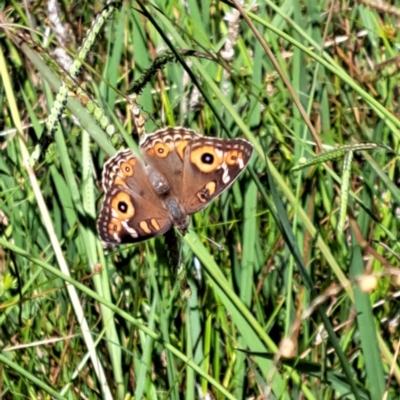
left=181, top=137, right=253, bottom=214
left=140, top=127, right=198, bottom=198
left=97, top=149, right=172, bottom=244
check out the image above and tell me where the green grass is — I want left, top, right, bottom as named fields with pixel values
left=1, top=0, right=400, bottom=399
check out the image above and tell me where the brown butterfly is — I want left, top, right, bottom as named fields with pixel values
left=97, top=127, right=253, bottom=244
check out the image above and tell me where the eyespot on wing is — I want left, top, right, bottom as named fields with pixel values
left=111, top=192, right=135, bottom=219
left=190, top=146, right=223, bottom=173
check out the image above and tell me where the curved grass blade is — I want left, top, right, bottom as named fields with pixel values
left=0, top=46, right=113, bottom=398
left=0, top=354, right=67, bottom=400
left=183, top=232, right=315, bottom=399
left=0, top=238, right=237, bottom=400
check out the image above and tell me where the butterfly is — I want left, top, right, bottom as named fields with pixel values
left=97, top=127, right=253, bottom=244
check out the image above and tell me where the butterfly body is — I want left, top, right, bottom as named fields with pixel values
left=97, top=127, right=253, bottom=244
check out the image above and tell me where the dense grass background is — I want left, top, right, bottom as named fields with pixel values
left=1, top=0, right=400, bottom=399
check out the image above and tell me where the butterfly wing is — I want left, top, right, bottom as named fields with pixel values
left=97, top=149, right=172, bottom=244
left=181, top=136, right=253, bottom=214
left=139, top=128, right=197, bottom=199
left=140, top=129, right=253, bottom=215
